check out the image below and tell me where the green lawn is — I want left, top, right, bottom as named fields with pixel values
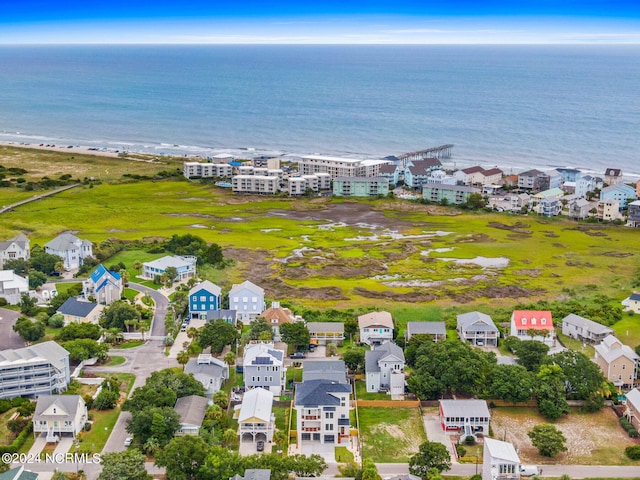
left=116, top=340, right=144, bottom=349
left=103, top=356, right=126, bottom=367
left=354, top=381, right=389, bottom=400
left=54, top=282, right=83, bottom=295
left=613, top=314, right=640, bottom=349
left=0, top=408, right=19, bottom=445
left=358, top=407, right=426, bottom=463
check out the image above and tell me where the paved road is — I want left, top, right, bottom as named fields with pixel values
left=0, top=307, right=26, bottom=350
left=129, top=282, right=170, bottom=338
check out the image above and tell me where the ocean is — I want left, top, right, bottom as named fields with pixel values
left=0, top=44, right=639, bottom=177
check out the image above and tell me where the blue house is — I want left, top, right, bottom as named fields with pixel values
left=189, top=281, right=222, bottom=319
left=82, top=264, right=122, bottom=305
left=600, top=184, right=637, bottom=209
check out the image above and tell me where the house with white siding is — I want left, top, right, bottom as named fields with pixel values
left=230, top=280, right=265, bottom=321
left=44, top=233, right=93, bottom=271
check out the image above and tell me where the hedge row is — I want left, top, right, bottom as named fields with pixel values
left=0, top=423, right=33, bottom=456
left=619, top=417, right=639, bottom=438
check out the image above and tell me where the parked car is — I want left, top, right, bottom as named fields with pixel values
left=519, top=465, right=539, bottom=476
left=124, top=437, right=133, bottom=447
left=290, top=352, right=306, bottom=359
left=256, top=440, right=265, bottom=452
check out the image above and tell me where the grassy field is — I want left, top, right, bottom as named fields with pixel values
left=0, top=408, right=19, bottom=445
left=358, top=407, right=426, bottom=463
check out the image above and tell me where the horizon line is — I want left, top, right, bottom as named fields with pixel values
left=2, top=41, right=640, bottom=46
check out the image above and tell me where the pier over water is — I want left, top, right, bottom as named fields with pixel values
left=397, top=144, right=453, bottom=166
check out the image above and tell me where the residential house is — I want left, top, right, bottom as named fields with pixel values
left=532, top=188, right=564, bottom=217
left=404, top=158, right=443, bottom=189
left=307, top=322, right=345, bottom=346
left=378, top=163, right=400, bottom=186
left=561, top=314, right=613, bottom=344
left=294, top=379, right=351, bottom=445
left=141, top=255, right=196, bottom=281
left=517, top=169, right=548, bottom=193
left=568, top=198, right=591, bottom=220
left=184, top=354, right=229, bottom=398
left=597, top=199, right=624, bottom=222
left=188, top=280, right=222, bottom=320
left=230, top=470, right=271, bottom=480
left=82, top=264, right=122, bottom=305
left=174, top=395, right=209, bottom=436
left=243, top=343, right=286, bottom=396
left=206, top=309, right=237, bottom=325
left=0, top=270, right=28, bottom=305
left=405, top=321, right=446, bottom=342
left=237, top=387, right=275, bottom=443
left=546, top=169, right=564, bottom=190
left=365, top=341, right=405, bottom=395
left=604, top=168, right=624, bottom=186
left=0, top=341, right=70, bottom=399
left=358, top=311, right=394, bottom=346
left=510, top=193, right=531, bottom=213
left=303, top=360, right=348, bottom=384
left=510, top=310, right=555, bottom=347
left=594, top=335, right=638, bottom=389
left=0, top=233, right=30, bottom=269
left=555, top=168, right=582, bottom=183
left=439, top=399, right=491, bottom=437
left=229, top=280, right=266, bottom=322
left=575, top=175, right=598, bottom=198
left=33, top=395, right=87, bottom=441
left=625, top=293, right=640, bottom=314
left=422, top=184, right=480, bottom=205
left=426, top=170, right=457, bottom=185
left=457, top=312, right=499, bottom=347
left=624, top=388, right=640, bottom=431
left=0, top=466, right=39, bottom=480
left=454, top=166, right=503, bottom=186
left=627, top=200, right=640, bottom=228
left=56, top=297, right=103, bottom=325
left=600, top=184, right=637, bottom=209
left=44, top=232, right=93, bottom=271
left=483, top=438, right=521, bottom=480
left=332, top=176, right=389, bottom=197
left=260, top=302, right=296, bottom=341
left=480, top=168, right=504, bottom=186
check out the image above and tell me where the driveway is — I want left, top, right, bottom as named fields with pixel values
left=423, top=411, right=458, bottom=463
left=0, top=307, right=25, bottom=350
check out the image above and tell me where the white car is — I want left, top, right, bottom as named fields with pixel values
left=519, top=465, right=539, bottom=476
left=124, top=437, right=133, bottom=447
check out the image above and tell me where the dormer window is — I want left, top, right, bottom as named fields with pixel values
left=531, top=318, right=537, bottom=325
left=541, top=318, right=546, bottom=325
left=522, top=318, right=527, bottom=325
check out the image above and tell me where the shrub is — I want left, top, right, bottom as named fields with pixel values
left=625, top=445, right=640, bottom=460
left=464, top=436, right=476, bottom=446
left=620, top=417, right=639, bottom=437
left=456, top=445, right=467, bottom=458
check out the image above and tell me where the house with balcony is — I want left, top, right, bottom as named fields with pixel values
left=82, top=264, right=122, bottom=305
left=510, top=193, right=531, bottom=212
left=188, top=280, right=222, bottom=320
left=561, top=314, right=613, bottom=344
left=594, top=335, right=638, bottom=389
left=597, top=199, right=624, bottom=222
left=404, top=158, right=443, bottom=189
left=33, top=395, right=87, bottom=441
left=439, top=399, right=490, bottom=438
left=457, top=312, right=499, bottom=347
left=184, top=354, right=229, bottom=399
left=56, top=297, right=103, bottom=325
left=0, top=270, right=28, bottom=305
left=568, top=198, right=591, bottom=220
left=624, top=293, right=640, bottom=314
left=260, top=302, right=296, bottom=341
left=0, top=341, right=70, bottom=399
left=510, top=310, right=555, bottom=347
left=600, top=184, right=637, bottom=209
left=44, top=233, right=93, bottom=271
left=307, top=322, right=345, bottom=346
left=0, top=233, right=30, bottom=269
left=405, top=321, right=446, bottom=342
left=294, top=379, right=351, bottom=445
left=229, top=280, right=266, bottom=322
left=624, top=388, right=640, bottom=431
left=243, top=343, right=286, bottom=396
left=604, top=168, right=624, bottom=186
left=174, top=395, right=209, bottom=436
left=365, top=341, right=405, bottom=395
left=378, top=163, right=400, bottom=186
left=358, top=311, right=394, bottom=346
left=483, top=438, right=521, bottom=480
left=628, top=200, right=640, bottom=228
left=237, top=387, right=275, bottom=443
left=142, top=255, right=196, bottom=281
left=575, top=174, right=599, bottom=198
left=532, top=188, right=564, bottom=217
left=422, top=184, right=480, bottom=205
left=517, top=169, right=548, bottom=193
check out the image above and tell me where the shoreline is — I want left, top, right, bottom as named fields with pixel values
left=1, top=139, right=638, bottom=183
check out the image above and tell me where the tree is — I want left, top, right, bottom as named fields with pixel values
left=248, top=319, right=273, bottom=341
left=463, top=192, right=487, bottom=209
left=3, top=258, right=29, bottom=276
left=98, top=449, right=150, bottom=480
left=528, top=423, right=567, bottom=457
left=163, top=266, right=178, bottom=285
left=512, top=340, right=549, bottom=372
left=224, top=351, right=236, bottom=368
left=202, top=242, right=224, bottom=266
left=126, top=406, right=180, bottom=447
left=132, top=260, right=142, bottom=276
left=28, top=270, right=48, bottom=289
left=62, top=338, right=108, bottom=362
left=280, top=322, right=310, bottom=351
left=361, top=459, right=381, bottom=480
left=29, top=251, right=62, bottom=275
left=48, top=313, right=65, bottom=328
left=57, top=322, right=102, bottom=341
left=100, top=300, right=141, bottom=330
left=487, top=364, right=535, bottom=404
left=155, top=435, right=209, bottom=480
left=409, top=441, right=452, bottom=477
left=199, top=446, right=245, bottom=480
left=54, top=260, right=65, bottom=276
left=94, top=389, right=119, bottom=410
left=13, top=316, right=45, bottom=343
left=199, top=320, right=238, bottom=354
left=535, top=364, right=570, bottom=421
left=285, top=454, right=327, bottom=477
left=177, top=350, right=190, bottom=370
left=342, top=348, right=366, bottom=373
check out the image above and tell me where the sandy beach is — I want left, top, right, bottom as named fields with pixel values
left=0, top=140, right=122, bottom=158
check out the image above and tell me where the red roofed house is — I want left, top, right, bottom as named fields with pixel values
left=510, top=310, right=555, bottom=347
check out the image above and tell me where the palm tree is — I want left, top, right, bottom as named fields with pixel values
left=224, top=351, right=236, bottom=368
left=177, top=350, right=190, bottom=370
left=120, top=269, right=130, bottom=287
left=54, top=260, right=65, bottom=277
left=132, top=260, right=142, bottom=277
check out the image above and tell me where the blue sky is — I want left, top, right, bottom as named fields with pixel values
left=2, top=1, right=640, bottom=44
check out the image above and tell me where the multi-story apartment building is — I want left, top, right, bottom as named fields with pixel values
left=422, top=184, right=480, bottom=205
left=517, top=169, right=549, bottom=193
left=332, top=177, right=389, bottom=197
left=288, top=174, right=331, bottom=196
left=183, top=162, right=233, bottom=179
left=299, top=155, right=390, bottom=179
left=232, top=175, right=280, bottom=194
left=0, top=342, right=70, bottom=399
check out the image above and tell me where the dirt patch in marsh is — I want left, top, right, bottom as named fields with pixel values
left=450, top=285, right=544, bottom=303
left=455, top=233, right=496, bottom=243
left=488, top=221, right=533, bottom=234
left=598, top=251, right=634, bottom=258
left=353, top=287, right=438, bottom=303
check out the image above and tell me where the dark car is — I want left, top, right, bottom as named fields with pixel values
left=256, top=440, right=265, bottom=452
left=290, top=352, right=306, bottom=359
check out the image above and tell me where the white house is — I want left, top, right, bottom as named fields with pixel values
left=0, top=270, right=29, bottom=305
left=358, top=311, right=394, bottom=346
left=561, top=313, right=613, bottom=344
left=405, top=322, right=446, bottom=342
left=0, top=233, right=30, bottom=269
left=243, top=343, right=286, bottom=396
left=82, top=264, right=123, bottom=305
left=141, top=255, right=196, bottom=281
left=44, top=232, right=93, bottom=271
left=237, top=387, right=275, bottom=443
left=294, top=379, right=351, bottom=445
left=510, top=310, right=555, bottom=347
left=483, top=438, right=521, bottom=480
left=365, top=341, right=405, bottom=395
left=439, top=399, right=490, bottom=438
left=457, top=312, right=499, bottom=347
left=33, top=395, right=87, bottom=441
left=184, top=354, right=229, bottom=399
left=229, top=280, right=266, bottom=321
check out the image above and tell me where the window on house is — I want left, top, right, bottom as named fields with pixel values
left=325, top=424, right=333, bottom=431
left=531, top=318, right=537, bottom=325
left=522, top=318, right=527, bottom=325
left=541, top=318, right=546, bottom=324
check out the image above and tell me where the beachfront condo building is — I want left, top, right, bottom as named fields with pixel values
left=422, top=184, right=480, bottom=205
left=288, top=174, right=331, bottom=196
left=183, top=162, right=233, bottom=179
left=332, top=177, right=389, bottom=197
left=232, top=175, right=280, bottom=194
left=299, top=155, right=390, bottom=179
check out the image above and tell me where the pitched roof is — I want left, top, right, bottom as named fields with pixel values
left=439, top=399, right=490, bottom=418
left=0, top=233, right=29, bottom=252
left=562, top=314, right=613, bottom=336
left=482, top=168, right=503, bottom=176
left=484, top=438, right=520, bottom=463
left=511, top=310, right=554, bottom=331
left=57, top=297, right=99, bottom=318
left=44, top=232, right=89, bottom=251
left=89, top=264, right=121, bottom=283
left=605, top=168, right=622, bottom=176
left=229, top=280, right=264, bottom=297
left=0, top=341, right=69, bottom=371
left=461, top=166, right=484, bottom=174
left=626, top=388, right=640, bottom=411
left=457, top=312, right=498, bottom=332
left=365, top=342, right=405, bottom=373
left=144, top=255, right=195, bottom=270
left=184, top=355, right=228, bottom=381
left=307, top=322, right=344, bottom=334
left=303, top=360, right=348, bottom=384
left=242, top=470, right=272, bottom=480
left=174, top=395, right=209, bottom=427
left=260, top=305, right=294, bottom=326
left=0, top=466, right=39, bottom=480
left=406, top=321, right=446, bottom=337
left=189, top=280, right=221, bottom=297
left=238, top=387, right=273, bottom=423
left=206, top=309, right=237, bottom=322
left=378, top=163, right=398, bottom=174
left=595, top=335, right=639, bottom=363
left=358, top=311, right=393, bottom=329
left=630, top=293, right=640, bottom=301
left=243, top=343, right=284, bottom=367
left=518, top=169, right=543, bottom=177
left=295, top=379, right=351, bottom=408
left=34, top=395, right=84, bottom=421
